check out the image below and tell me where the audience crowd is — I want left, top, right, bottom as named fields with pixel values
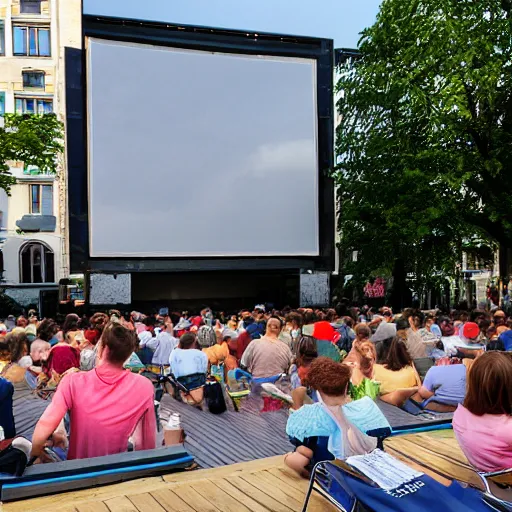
left=0, top=302, right=510, bottom=479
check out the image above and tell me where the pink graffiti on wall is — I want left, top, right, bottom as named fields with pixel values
left=364, top=278, right=386, bottom=298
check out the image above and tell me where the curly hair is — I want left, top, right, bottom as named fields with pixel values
left=6, top=332, right=29, bottom=363
left=307, top=357, right=351, bottom=396
left=90, top=313, right=109, bottom=333
left=356, top=341, right=377, bottom=375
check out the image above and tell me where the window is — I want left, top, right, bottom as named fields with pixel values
left=23, top=70, right=45, bottom=89
left=30, top=184, right=53, bottom=215
left=15, top=96, right=52, bottom=113
left=20, top=242, right=54, bottom=283
left=20, top=0, right=41, bottom=14
left=0, top=92, right=4, bottom=116
left=0, top=21, right=5, bottom=56
left=13, top=25, right=50, bottom=56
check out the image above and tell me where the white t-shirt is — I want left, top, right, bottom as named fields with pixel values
left=441, top=335, right=483, bottom=356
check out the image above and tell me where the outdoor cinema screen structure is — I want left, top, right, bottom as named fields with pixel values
left=67, top=16, right=334, bottom=272
left=87, top=38, right=318, bottom=257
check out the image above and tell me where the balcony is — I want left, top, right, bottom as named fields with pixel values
left=15, top=214, right=56, bottom=232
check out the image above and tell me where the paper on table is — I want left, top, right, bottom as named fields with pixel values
left=346, top=449, right=423, bottom=491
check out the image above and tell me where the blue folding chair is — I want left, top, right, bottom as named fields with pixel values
left=302, top=459, right=510, bottom=511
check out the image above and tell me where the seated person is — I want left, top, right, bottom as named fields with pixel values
left=0, top=376, right=15, bottom=439
left=240, top=317, right=292, bottom=384
left=1, top=332, right=30, bottom=384
left=31, top=322, right=156, bottom=461
left=343, top=324, right=371, bottom=365
left=372, top=337, right=421, bottom=406
left=169, top=332, right=208, bottom=405
left=438, top=317, right=484, bottom=358
left=411, top=361, right=467, bottom=412
left=140, top=319, right=179, bottom=367
left=453, top=351, right=512, bottom=472
left=289, top=335, right=318, bottom=410
left=285, top=357, right=377, bottom=477
left=203, top=334, right=238, bottom=374
left=27, top=339, right=51, bottom=375
left=347, top=341, right=377, bottom=387
left=45, top=335, right=80, bottom=378
left=370, top=321, right=396, bottom=363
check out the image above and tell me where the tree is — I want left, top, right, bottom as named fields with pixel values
left=0, top=113, right=64, bottom=193
left=335, top=0, right=512, bottom=305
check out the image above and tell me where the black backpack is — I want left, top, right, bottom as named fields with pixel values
left=204, top=380, right=227, bottom=414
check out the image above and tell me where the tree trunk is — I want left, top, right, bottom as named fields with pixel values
left=390, top=258, right=409, bottom=311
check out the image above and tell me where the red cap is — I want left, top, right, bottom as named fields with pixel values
left=313, top=321, right=336, bottom=342
left=463, top=322, right=479, bottom=340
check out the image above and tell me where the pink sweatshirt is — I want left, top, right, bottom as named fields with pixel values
left=453, top=404, right=512, bottom=472
left=37, top=362, right=156, bottom=460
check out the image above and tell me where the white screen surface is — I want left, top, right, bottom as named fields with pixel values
left=87, top=38, right=319, bottom=257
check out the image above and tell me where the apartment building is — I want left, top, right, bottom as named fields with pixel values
left=0, top=0, right=79, bottom=308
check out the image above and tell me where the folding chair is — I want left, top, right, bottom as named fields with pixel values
left=477, top=468, right=512, bottom=509
left=302, top=459, right=510, bottom=512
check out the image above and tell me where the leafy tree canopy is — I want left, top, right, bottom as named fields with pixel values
left=335, top=0, right=512, bottom=296
left=0, top=113, right=64, bottom=193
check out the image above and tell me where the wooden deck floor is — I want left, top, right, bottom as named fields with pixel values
left=2, top=456, right=338, bottom=512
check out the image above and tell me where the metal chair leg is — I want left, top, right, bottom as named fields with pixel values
left=301, top=461, right=323, bottom=512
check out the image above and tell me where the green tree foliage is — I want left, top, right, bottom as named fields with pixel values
left=335, top=0, right=511, bottom=299
left=0, top=113, right=64, bottom=193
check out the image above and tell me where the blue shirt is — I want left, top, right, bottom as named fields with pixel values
left=169, top=348, right=208, bottom=378
left=422, top=365, right=466, bottom=406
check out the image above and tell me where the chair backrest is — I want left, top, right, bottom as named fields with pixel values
left=312, top=460, right=501, bottom=512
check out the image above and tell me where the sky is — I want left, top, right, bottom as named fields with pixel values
left=83, top=0, right=382, bottom=49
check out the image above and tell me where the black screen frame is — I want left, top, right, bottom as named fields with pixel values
left=66, top=14, right=334, bottom=274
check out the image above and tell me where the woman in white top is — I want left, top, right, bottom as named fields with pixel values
left=169, top=332, right=208, bottom=405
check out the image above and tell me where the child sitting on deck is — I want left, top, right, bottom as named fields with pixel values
left=285, top=357, right=378, bottom=477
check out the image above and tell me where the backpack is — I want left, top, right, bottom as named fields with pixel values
left=335, top=323, right=355, bottom=353
left=204, top=380, right=227, bottom=414
left=0, top=438, right=31, bottom=476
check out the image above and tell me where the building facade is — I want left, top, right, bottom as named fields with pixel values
left=0, top=0, right=79, bottom=308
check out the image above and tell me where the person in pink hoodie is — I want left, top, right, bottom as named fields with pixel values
left=31, top=322, right=156, bottom=461
left=453, top=351, right=512, bottom=472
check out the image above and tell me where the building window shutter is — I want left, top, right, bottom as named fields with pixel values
left=41, top=185, right=53, bottom=215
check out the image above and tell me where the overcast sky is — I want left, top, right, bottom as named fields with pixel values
left=84, top=0, right=382, bottom=49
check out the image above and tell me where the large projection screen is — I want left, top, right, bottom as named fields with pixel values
left=87, top=38, right=319, bottom=257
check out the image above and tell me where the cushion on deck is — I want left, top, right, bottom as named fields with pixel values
left=0, top=445, right=193, bottom=502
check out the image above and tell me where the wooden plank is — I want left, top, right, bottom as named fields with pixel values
left=76, top=504, right=110, bottom=512
left=171, top=485, right=220, bottom=512
left=265, top=468, right=308, bottom=492
left=104, top=496, right=138, bottom=512
left=150, top=489, right=196, bottom=512
left=240, top=473, right=302, bottom=510
left=399, top=435, right=470, bottom=466
left=386, top=438, right=483, bottom=488
left=127, top=494, right=166, bottom=512
left=252, top=470, right=303, bottom=500
left=219, top=476, right=294, bottom=512
left=191, top=480, right=251, bottom=512
left=162, top=456, right=285, bottom=484
left=386, top=446, right=452, bottom=487
left=3, top=477, right=167, bottom=512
